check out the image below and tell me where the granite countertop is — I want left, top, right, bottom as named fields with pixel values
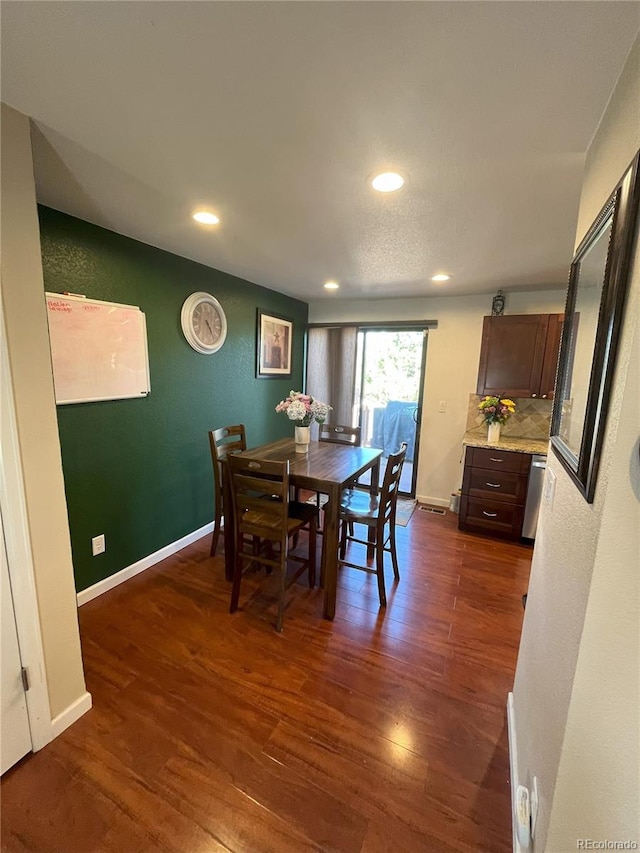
left=463, top=433, right=549, bottom=456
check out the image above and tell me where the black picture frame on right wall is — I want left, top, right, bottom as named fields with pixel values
left=551, top=150, right=640, bottom=503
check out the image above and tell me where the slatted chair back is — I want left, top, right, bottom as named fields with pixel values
left=208, top=424, right=247, bottom=556
left=318, top=424, right=361, bottom=447
left=378, top=442, right=408, bottom=527
left=317, top=425, right=363, bottom=521
left=337, top=441, right=408, bottom=607
left=227, top=455, right=317, bottom=631
left=228, top=456, right=290, bottom=548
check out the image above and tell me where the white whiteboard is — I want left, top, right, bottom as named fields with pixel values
left=45, top=293, right=151, bottom=405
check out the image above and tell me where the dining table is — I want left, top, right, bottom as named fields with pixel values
left=222, top=437, right=382, bottom=620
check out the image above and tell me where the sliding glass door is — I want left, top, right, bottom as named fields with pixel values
left=354, top=328, right=427, bottom=496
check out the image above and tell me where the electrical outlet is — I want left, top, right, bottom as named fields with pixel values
left=91, top=534, right=106, bottom=556
left=438, top=400, right=447, bottom=413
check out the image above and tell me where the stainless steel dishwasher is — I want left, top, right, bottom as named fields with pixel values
left=522, top=455, right=547, bottom=540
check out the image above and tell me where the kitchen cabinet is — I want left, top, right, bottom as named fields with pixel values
left=538, top=313, right=564, bottom=399
left=459, top=446, right=531, bottom=540
left=476, top=313, right=563, bottom=399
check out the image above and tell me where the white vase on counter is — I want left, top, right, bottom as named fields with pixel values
left=487, top=421, right=501, bottom=444
left=294, top=425, right=311, bottom=454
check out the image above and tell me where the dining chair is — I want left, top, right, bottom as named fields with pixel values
left=337, top=442, right=408, bottom=607
left=209, top=424, right=247, bottom=556
left=313, top=424, right=362, bottom=527
left=228, top=455, right=317, bottom=632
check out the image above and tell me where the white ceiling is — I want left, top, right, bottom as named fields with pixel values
left=2, top=2, right=639, bottom=302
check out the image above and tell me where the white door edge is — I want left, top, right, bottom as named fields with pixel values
left=0, top=301, right=52, bottom=752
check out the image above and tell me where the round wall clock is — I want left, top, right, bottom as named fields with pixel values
left=180, top=292, right=228, bottom=354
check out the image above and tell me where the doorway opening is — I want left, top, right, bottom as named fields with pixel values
left=353, top=328, right=427, bottom=496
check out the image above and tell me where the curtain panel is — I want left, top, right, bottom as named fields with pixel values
left=306, top=327, right=358, bottom=428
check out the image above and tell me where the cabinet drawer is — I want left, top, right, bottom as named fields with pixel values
left=459, top=496, right=524, bottom=539
left=462, top=466, right=528, bottom=505
left=469, top=447, right=530, bottom=474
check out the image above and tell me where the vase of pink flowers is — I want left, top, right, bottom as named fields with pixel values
left=478, top=395, right=516, bottom=444
left=275, top=391, right=332, bottom=453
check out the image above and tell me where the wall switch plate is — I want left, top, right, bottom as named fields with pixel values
left=92, top=534, right=106, bottom=556
left=543, top=468, right=557, bottom=506
left=530, top=776, right=539, bottom=839
left=515, top=785, right=531, bottom=849
left=438, top=400, right=447, bottom=413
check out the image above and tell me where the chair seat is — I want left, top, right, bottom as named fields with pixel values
left=339, top=490, right=381, bottom=521
left=238, top=508, right=306, bottom=538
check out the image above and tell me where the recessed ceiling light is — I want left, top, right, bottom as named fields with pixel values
left=324, top=281, right=340, bottom=290
left=431, top=274, right=451, bottom=282
left=371, top=172, right=405, bottom=193
left=192, top=211, right=220, bottom=225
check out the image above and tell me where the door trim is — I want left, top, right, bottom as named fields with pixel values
left=1, top=303, right=52, bottom=752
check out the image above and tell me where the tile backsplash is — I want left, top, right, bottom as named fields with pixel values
left=466, top=394, right=552, bottom=440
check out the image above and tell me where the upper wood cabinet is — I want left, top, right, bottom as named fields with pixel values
left=538, top=313, right=564, bottom=399
left=476, top=313, right=564, bottom=399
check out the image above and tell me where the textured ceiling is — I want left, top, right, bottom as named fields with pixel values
left=2, top=2, right=639, bottom=301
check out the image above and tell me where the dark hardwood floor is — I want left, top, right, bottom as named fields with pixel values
left=1, top=507, right=532, bottom=853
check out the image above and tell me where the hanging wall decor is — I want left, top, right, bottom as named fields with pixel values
left=491, top=290, right=505, bottom=316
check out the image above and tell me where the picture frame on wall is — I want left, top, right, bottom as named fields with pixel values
left=256, top=310, right=293, bottom=378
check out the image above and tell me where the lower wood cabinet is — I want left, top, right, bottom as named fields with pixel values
left=458, top=446, right=531, bottom=540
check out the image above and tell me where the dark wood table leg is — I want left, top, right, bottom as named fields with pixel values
left=367, top=457, right=381, bottom=561
left=322, top=483, right=340, bottom=620
left=222, top=461, right=234, bottom=581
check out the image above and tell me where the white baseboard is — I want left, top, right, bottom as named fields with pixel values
left=416, top=494, right=450, bottom=508
left=76, top=521, right=215, bottom=606
left=507, top=692, right=524, bottom=853
left=49, top=691, right=92, bottom=741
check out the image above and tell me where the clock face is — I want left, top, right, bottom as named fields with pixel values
left=181, top=292, right=227, bottom=354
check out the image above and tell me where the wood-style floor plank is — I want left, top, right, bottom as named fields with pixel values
left=1, top=508, right=532, bottom=852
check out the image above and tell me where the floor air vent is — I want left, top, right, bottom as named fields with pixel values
left=418, top=506, right=447, bottom=515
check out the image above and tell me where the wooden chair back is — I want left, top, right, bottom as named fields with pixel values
left=337, top=441, right=407, bottom=607
left=378, top=442, right=408, bottom=527
left=227, top=456, right=290, bottom=548
left=227, top=455, right=317, bottom=631
left=209, top=424, right=246, bottom=494
left=208, top=424, right=247, bottom=556
left=319, top=424, right=361, bottom=447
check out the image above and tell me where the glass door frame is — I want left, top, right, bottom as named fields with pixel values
left=354, top=323, right=429, bottom=498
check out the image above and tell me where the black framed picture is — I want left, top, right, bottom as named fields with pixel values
left=256, top=310, right=293, bottom=378
left=550, top=150, right=639, bottom=502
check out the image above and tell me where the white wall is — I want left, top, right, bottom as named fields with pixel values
left=1, top=104, right=88, bottom=722
left=309, top=290, right=566, bottom=504
left=512, top=35, right=640, bottom=850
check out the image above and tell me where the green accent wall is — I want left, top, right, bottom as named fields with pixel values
left=38, top=207, right=308, bottom=592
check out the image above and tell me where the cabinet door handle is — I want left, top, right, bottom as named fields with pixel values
left=542, top=394, right=548, bottom=398
left=486, top=482, right=501, bottom=488
left=489, top=457, right=503, bottom=463
left=532, top=394, right=537, bottom=398
left=483, top=511, right=498, bottom=517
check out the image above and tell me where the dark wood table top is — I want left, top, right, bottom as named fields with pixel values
left=241, top=438, right=382, bottom=493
